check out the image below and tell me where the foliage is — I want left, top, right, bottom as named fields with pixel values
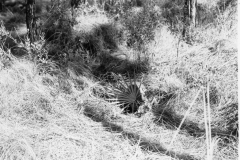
left=160, top=0, right=184, bottom=32
left=0, top=0, right=238, bottom=159
left=148, top=0, right=238, bottom=139
left=0, top=21, right=13, bottom=69
left=122, top=2, right=159, bottom=51
left=217, top=0, right=237, bottom=12
left=217, top=103, right=238, bottom=136
left=43, top=2, right=73, bottom=65
left=158, top=0, right=233, bottom=32
left=107, top=73, right=144, bottom=113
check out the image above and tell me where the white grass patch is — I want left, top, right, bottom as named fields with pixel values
left=73, top=14, right=109, bottom=33
left=164, top=75, right=185, bottom=92
left=148, top=26, right=179, bottom=65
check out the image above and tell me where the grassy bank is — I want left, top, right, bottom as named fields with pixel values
left=0, top=0, right=238, bottom=159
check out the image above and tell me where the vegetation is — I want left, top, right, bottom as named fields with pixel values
left=0, top=0, right=238, bottom=160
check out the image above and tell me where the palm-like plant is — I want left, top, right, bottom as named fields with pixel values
left=107, top=73, right=144, bottom=113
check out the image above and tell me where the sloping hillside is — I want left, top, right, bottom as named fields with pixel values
left=0, top=0, right=238, bottom=160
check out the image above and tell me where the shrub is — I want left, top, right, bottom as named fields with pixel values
left=217, top=0, right=237, bottom=12
left=107, top=73, right=144, bottom=113
left=79, top=23, right=119, bottom=56
left=42, top=1, right=73, bottom=65
left=122, top=2, right=159, bottom=51
left=0, top=21, right=13, bottom=69
left=159, top=0, right=222, bottom=32
left=216, top=103, right=238, bottom=136
left=160, top=0, right=184, bottom=31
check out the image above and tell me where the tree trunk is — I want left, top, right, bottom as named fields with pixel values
left=190, top=0, right=197, bottom=27
left=182, top=0, right=197, bottom=40
left=0, top=0, right=5, bottom=12
left=0, top=2, right=2, bottom=12
left=26, top=0, right=37, bottom=43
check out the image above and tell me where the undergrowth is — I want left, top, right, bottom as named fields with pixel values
left=0, top=0, right=238, bottom=160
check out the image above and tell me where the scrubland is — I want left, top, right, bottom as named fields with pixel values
left=0, top=0, right=238, bottom=159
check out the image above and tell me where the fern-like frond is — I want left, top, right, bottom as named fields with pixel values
left=107, top=72, right=144, bottom=113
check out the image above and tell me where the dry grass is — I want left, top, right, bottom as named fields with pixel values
left=145, top=1, right=238, bottom=159
left=0, top=53, right=175, bottom=160
left=0, top=0, right=238, bottom=160
left=147, top=2, right=237, bottom=128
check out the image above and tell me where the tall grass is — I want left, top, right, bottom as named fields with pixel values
left=145, top=1, right=237, bottom=159
left=0, top=0, right=238, bottom=159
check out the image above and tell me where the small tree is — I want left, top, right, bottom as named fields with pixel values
left=26, top=0, right=37, bottom=43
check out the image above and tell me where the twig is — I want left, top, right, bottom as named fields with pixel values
left=167, top=89, right=201, bottom=151
left=203, top=87, right=210, bottom=159
left=207, top=76, right=213, bottom=159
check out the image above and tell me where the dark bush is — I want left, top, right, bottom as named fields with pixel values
left=161, top=0, right=184, bottom=31
left=218, top=103, right=238, bottom=136
left=160, top=0, right=222, bottom=30
left=75, top=23, right=120, bottom=59
left=42, top=5, right=73, bottom=64
left=217, top=0, right=237, bottom=12
left=99, top=24, right=118, bottom=50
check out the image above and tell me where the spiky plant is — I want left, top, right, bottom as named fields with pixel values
left=107, top=73, right=144, bottom=113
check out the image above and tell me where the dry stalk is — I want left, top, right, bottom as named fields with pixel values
left=167, top=89, right=202, bottom=151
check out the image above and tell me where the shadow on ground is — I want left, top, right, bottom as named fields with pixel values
left=153, top=103, right=204, bottom=137
left=83, top=105, right=199, bottom=160
left=152, top=97, right=238, bottom=139
left=93, top=53, right=149, bottom=80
